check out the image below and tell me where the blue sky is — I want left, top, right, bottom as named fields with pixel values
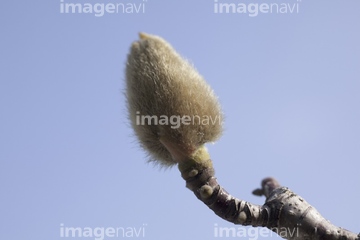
left=1, top=1, right=359, bottom=240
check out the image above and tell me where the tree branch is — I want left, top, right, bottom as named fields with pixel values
left=179, top=158, right=360, bottom=240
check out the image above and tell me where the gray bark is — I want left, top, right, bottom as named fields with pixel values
left=179, top=159, right=359, bottom=240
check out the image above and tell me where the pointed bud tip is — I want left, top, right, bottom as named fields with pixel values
left=139, top=32, right=151, bottom=40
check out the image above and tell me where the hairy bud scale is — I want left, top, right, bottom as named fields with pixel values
left=125, top=33, right=223, bottom=166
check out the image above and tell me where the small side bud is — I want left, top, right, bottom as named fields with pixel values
left=200, top=185, right=214, bottom=199
left=125, top=32, right=223, bottom=167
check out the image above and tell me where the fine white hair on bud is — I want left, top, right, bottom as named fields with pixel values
left=125, top=32, right=223, bottom=167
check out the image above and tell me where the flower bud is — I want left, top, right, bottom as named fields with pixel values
left=125, top=33, right=223, bottom=167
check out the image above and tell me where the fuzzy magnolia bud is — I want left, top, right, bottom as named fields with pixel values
left=125, top=33, right=223, bottom=167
